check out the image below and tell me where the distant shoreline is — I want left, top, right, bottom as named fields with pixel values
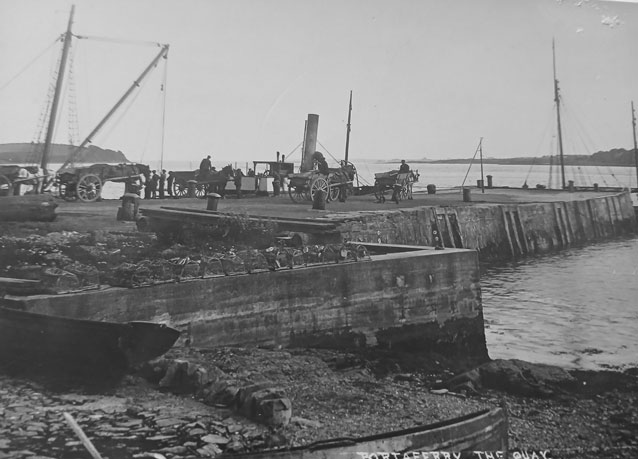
left=377, top=149, right=637, bottom=168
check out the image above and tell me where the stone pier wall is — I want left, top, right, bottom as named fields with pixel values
left=6, top=246, right=488, bottom=359
left=335, top=191, right=636, bottom=261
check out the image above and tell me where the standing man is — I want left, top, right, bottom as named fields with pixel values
left=234, top=168, right=244, bottom=198
left=167, top=171, right=175, bottom=197
left=143, top=170, right=152, bottom=199
left=150, top=170, right=159, bottom=199
left=159, top=170, right=167, bottom=199
left=399, top=159, right=410, bottom=173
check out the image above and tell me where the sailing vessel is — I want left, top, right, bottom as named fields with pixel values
left=0, top=5, right=168, bottom=202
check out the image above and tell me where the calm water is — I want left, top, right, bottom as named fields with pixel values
left=50, top=160, right=638, bottom=370
left=481, top=236, right=638, bottom=371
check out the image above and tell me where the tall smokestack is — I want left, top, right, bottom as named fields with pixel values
left=301, top=114, right=319, bottom=172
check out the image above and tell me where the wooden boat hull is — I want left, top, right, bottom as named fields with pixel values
left=0, top=306, right=179, bottom=374
left=223, top=408, right=507, bottom=458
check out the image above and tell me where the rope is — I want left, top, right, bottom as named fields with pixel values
left=285, top=141, right=303, bottom=160
left=0, top=37, right=60, bottom=93
left=524, top=104, right=557, bottom=187
left=74, top=34, right=164, bottom=48
left=159, top=53, right=168, bottom=170
left=317, top=141, right=340, bottom=165
left=460, top=139, right=482, bottom=188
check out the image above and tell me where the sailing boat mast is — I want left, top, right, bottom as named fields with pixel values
left=632, top=101, right=638, bottom=190
left=59, top=43, right=170, bottom=171
left=344, top=90, right=352, bottom=163
left=552, top=39, right=566, bottom=190
left=41, top=4, right=75, bottom=171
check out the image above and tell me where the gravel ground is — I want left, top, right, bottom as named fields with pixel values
left=1, top=347, right=637, bottom=459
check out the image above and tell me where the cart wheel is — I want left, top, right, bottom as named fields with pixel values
left=59, top=182, right=78, bottom=201
left=310, top=176, right=330, bottom=202
left=77, top=174, right=102, bottom=202
left=195, top=183, right=208, bottom=198
left=174, top=181, right=188, bottom=198
left=289, top=186, right=307, bottom=203
left=0, top=174, right=11, bottom=196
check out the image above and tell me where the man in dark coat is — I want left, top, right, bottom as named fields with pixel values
left=199, top=155, right=212, bottom=176
left=150, top=170, right=159, bottom=199
left=234, top=168, right=244, bottom=198
left=399, top=159, right=410, bottom=173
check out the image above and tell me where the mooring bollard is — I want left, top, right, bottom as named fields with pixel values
left=477, top=179, right=484, bottom=188
left=487, top=175, right=493, bottom=188
left=568, top=180, right=575, bottom=193
left=593, top=183, right=599, bottom=191
left=187, top=180, right=197, bottom=198
left=427, top=184, right=436, bottom=195
left=117, top=193, right=140, bottom=221
left=207, top=193, right=222, bottom=211
left=462, top=187, right=471, bottom=202
left=312, top=190, right=326, bottom=210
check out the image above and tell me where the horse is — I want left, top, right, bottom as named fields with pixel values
left=14, top=166, right=52, bottom=195
left=195, top=164, right=234, bottom=197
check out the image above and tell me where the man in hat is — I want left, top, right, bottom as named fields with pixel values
left=399, top=159, right=410, bottom=173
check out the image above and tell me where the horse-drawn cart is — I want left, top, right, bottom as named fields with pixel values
left=0, top=165, right=49, bottom=197
left=288, top=161, right=357, bottom=203
left=170, top=165, right=234, bottom=198
left=56, top=163, right=150, bottom=202
left=374, top=170, right=419, bottom=203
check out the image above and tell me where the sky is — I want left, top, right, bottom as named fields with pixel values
left=1, top=0, right=637, bottom=167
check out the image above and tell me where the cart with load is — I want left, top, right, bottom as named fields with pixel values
left=288, top=161, right=357, bottom=203
left=374, top=169, right=419, bottom=203
left=170, top=165, right=234, bottom=198
left=56, top=163, right=150, bottom=202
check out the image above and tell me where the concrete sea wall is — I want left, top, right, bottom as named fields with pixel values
left=334, top=191, right=636, bottom=261
left=4, top=246, right=488, bottom=359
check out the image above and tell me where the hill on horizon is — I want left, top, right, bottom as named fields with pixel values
left=0, top=143, right=129, bottom=165
left=384, top=148, right=637, bottom=167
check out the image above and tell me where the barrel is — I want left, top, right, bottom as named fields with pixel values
left=427, top=184, right=436, bottom=195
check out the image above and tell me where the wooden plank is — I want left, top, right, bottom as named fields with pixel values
left=0, top=195, right=58, bottom=222
left=140, top=207, right=337, bottom=232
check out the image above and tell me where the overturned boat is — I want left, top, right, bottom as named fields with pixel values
left=223, top=408, right=508, bottom=458
left=0, top=306, right=179, bottom=375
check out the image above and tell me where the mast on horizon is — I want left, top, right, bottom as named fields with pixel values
left=344, top=90, right=352, bottom=163
left=552, top=39, right=566, bottom=190
left=41, top=4, right=75, bottom=172
left=632, top=101, right=638, bottom=190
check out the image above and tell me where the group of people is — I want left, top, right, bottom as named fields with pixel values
left=140, top=169, right=175, bottom=200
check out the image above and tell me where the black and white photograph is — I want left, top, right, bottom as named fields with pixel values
left=0, top=0, right=637, bottom=458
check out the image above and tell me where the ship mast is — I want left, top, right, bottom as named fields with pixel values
left=632, top=101, right=638, bottom=190
left=59, top=43, right=170, bottom=171
left=344, top=90, right=352, bottom=163
left=553, top=39, right=566, bottom=190
left=41, top=4, right=75, bottom=171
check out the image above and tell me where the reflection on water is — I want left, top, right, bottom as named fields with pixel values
left=481, top=236, right=638, bottom=371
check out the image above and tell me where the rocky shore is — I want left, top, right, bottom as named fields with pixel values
left=1, top=201, right=637, bottom=459
left=1, top=347, right=637, bottom=459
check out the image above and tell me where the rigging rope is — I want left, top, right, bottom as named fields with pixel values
left=524, top=104, right=557, bottom=187
left=0, top=37, right=60, bottom=93
left=74, top=34, right=164, bottom=48
left=460, top=139, right=482, bottom=189
left=316, top=141, right=340, bottom=165
left=159, top=52, right=169, bottom=170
